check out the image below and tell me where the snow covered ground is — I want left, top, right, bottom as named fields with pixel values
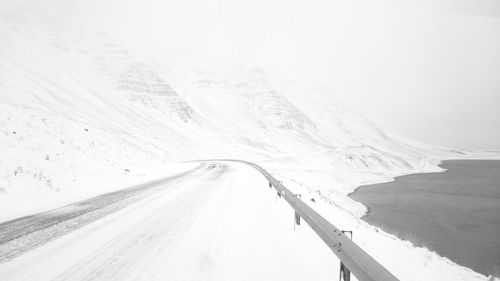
left=1, top=0, right=500, bottom=280
left=0, top=163, right=337, bottom=281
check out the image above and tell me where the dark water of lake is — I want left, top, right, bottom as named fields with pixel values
left=350, top=160, right=500, bottom=277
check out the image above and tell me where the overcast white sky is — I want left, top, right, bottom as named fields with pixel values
left=53, top=0, right=500, bottom=149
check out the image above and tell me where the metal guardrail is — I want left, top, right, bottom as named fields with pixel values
left=211, top=159, right=400, bottom=281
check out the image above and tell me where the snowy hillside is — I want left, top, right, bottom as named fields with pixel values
left=1, top=1, right=499, bottom=280
left=0, top=0, right=438, bottom=210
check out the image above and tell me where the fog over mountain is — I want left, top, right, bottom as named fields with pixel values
left=30, top=0, right=500, bottom=149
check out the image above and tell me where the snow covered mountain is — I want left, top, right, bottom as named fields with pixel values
left=0, top=0, right=447, bottom=216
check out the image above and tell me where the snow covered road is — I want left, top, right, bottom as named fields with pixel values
left=0, top=164, right=206, bottom=263
left=0, top=162, right=339, bottom=281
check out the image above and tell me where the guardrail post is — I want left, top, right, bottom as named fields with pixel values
left=339, top=231, right=353, bottom=281
left=293, top=194, right=301, bottom=231
left=269, top=182, right=272, bottom=188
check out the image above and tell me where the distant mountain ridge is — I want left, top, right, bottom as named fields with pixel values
left=0, top=0, right=453, bottom=204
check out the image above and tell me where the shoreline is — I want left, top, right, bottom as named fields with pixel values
left=348, top=157, right=500, bottom=218
left=348, top=158, right=500, bottom=279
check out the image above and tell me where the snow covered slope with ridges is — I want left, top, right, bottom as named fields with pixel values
left=79, top=37, right=197, bottom=123
left=0, top=0, right=462, bottom=211
left=0, top=0, right=433, bottom=199
left=0, top=1, right=208, bottom=211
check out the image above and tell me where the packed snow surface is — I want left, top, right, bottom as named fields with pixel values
left=1, top=0, right=499, bottom=280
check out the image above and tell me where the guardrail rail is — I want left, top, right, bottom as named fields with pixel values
left=211, top=159, right=400, bottom=281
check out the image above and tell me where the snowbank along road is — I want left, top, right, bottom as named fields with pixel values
left=206, top=159, right=399, bottom=281
left=0, top=162, right=349, bottom=281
